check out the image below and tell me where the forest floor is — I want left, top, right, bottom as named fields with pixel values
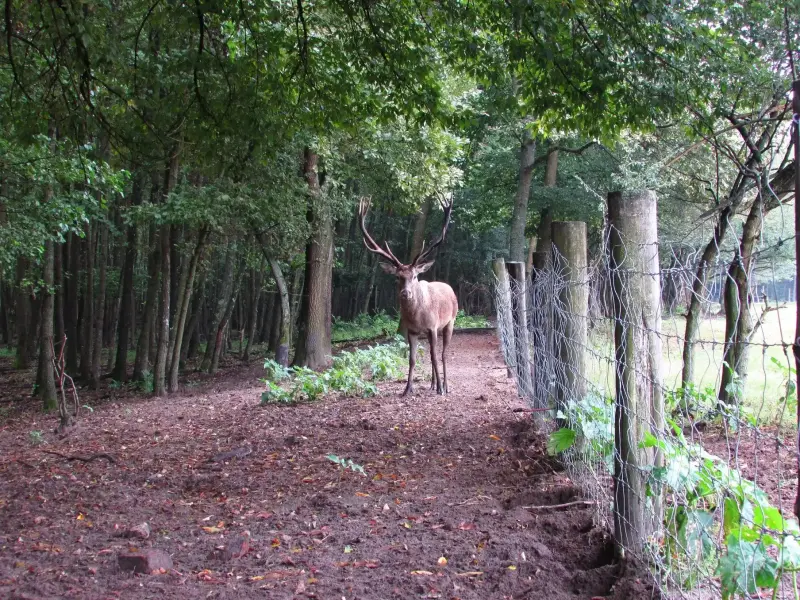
left=0, top=331, right=659, bottom=600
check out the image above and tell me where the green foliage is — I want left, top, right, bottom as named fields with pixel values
left=260, top=340, right=407, bottom=405
left=29, top=430, right=45, bottom=446
left=455, top=310, right=490, bottom=328
left=326, top=454, right=367, bottom=477
left=549, top=392, right=614, bottom=471
left=136, top=371, right=154, bottom=395
left=332, top=311, right=397, bottom=342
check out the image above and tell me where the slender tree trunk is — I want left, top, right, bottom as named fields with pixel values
left=14, top=257, right=31, bottom=369
left=681, top=208, right=731, bottom=389
left=80, top=223, right=94, bottom=380
left=267, top=257, right=291, bottom=367
left=201, top=244, right=235, bottom=371
left=91, top=223, right=108, bottom=387
left=362, top=258, right=378, bottom=315
left=293, top=148, right=333, bottom=369
left=153, top=224, right=171, bottom=396
left=718, top=195, right=765, bottom=409
left=509, top=130, right=536, bottom=263
left=134, top=228, right=160, bottom=381
left=182, top=270, right=206, bottom=365
left=409, top=197, right=433, bottom=261
left=65, top=234, right=80, bottom=373
left=168, top=228, right=208, bottom=390
left=37, top=240, right=57, bottom=410
left=210, top=266, right=243, bottom=374
left=243, top=261, right=264, bottom=362
left=112, top=175, right=143, bottom=382
left=289, top=266, right=303, bottom=346
left=54, top=243, right=65, bottom=351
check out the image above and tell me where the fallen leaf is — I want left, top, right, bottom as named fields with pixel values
left=437, top=557, right=447, bottom=566
left=411, top=570, right=434, bottom=576
left=355, top=492, right=370, bottom=497
left=250, top=575, right=265, bottom=581
left=507, top=565, right=517, bottom=571
left=271, top=538, right=281, bottom=548
left=456, top=571, right=484, bottom=577
left=458, top=522, right=476, bottom=531
left=201, top=526, right=224, bottom=534
left=344, top=545, right=353, bottom=554
left=353, top=560, right=380, bottom=568
left=489, top=435, right=501, bottom=441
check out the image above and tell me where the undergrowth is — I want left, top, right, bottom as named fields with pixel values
left=261, top=337, right=409, bottom=404
left=547, top=386, right=800, bottom=598
left=332, top=310, right=490, bottom=343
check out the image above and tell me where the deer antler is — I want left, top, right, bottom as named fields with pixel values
left=411, top=196, right=453, bottom=266
left=358, top=197, right=403, bottom=267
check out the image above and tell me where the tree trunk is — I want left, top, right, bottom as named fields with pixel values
left=168, top=228, right=208, bottom=390
left=718, top=195, right=765, bottom=409
left=362, top=258, right=378, bottom=315
left=65, top=234, right=80, bottom=373
left=54, top=243, right=65, bottom=351
left=681, top=208, right=731, bottom=390
left=293, top=148, right=333, bottom=370
left=210, top=265, right=244, bottom=374
left=289, top=265, right=303, bottom=347
left=14, top=257, right=31, bottom=369
left=410, top=196, right=433, bottom=261
left=243, top=260, right=264, bottom=362
left=91, top=222, right=108, bottom=387
left=509, top=130, right=536, bottom=263
left=267, top=257, right=292, bottom=367
left=182, top=270, right=207, bottom=365
left=37, top=240, right=57, bottom=410
left=112, top=176, right=143, bottom=382
left=134, top=227, right=160, bottom=381
left=201, top=244, right=235, bottom=372
left=153, top=224, right=171, bottom=396
left=536, top=207, right=553, bottom=258
left=80, top=223, right=94, bottom=380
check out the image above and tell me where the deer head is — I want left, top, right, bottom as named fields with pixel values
left=358, top=197, right=453, bottom=303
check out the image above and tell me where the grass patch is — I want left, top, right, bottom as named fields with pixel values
left=332, top=310, right=490, bottom=343
left=580, top=304, right=797, bottom=426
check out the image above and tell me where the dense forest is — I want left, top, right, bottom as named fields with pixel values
left=1, top=0, right=797, bottom=411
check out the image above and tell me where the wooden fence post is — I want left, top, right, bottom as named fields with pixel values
left=550, top=222, right=588, bottom=418
left=506, top=261, right=533, bottom=399
left=493, top=257, right=515, bottom=378
left=608, top=190, right=664, bottom=554
left=529, top=251, right=551, bottom=409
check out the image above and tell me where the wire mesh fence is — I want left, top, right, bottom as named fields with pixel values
left=494, top=197, right=799, bottom=599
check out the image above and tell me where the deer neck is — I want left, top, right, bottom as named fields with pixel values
left=399, top=281, right=426, bottom=319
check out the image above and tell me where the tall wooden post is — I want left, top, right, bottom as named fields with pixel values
left=608, top=190, right=664, bottom=554
left=529, top=251, right=551, bottom=409
left=792, top=79, right=800, bottom=519
left=550, top=222, right=588, bottom=417
left=493, top=258, right=515, bottom=378
left=506, top=261, right=533, bottom=399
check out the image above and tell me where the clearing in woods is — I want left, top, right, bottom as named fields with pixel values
left=0, top=332, right=651, bottom=599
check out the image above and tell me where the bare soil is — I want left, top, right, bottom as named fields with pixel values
left=0, top=332, right=654, bottom=599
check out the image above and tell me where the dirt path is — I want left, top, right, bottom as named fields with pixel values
left=0, top=332, right=646, bottom=599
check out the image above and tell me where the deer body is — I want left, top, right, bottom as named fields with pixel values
left=359, top=198, right=457, bottom=396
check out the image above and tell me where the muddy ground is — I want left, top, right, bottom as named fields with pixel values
left=0, top=332, right=656, bottom=599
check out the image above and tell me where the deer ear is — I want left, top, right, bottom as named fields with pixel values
left=379, top=262, right=398, bottom=275
left=414, top=261, right=434, bottom=274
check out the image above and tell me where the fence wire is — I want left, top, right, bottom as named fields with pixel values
left=494, top=230, right=799, bottom=599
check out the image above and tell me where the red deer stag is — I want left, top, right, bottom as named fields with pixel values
left=358, top=198, right=458, bottom=396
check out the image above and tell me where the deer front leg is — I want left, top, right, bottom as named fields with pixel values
left=401, top=334, right=418, bottom=397
left=428, top=330, right=442, bottom=394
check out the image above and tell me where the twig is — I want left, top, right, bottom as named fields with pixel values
left=42, top=450, right=116, bottom=464
left=521, top=500, right=596, bottom=510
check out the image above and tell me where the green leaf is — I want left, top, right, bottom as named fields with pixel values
left=547, top=428, right=576, bottom=455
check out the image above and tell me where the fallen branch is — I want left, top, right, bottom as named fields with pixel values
left=512, top=406, right=556, bottom=413
left=521, top=500, right=596, bottom=511
left=42, top=450, right=116, bottom=464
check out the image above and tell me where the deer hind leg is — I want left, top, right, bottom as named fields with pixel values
left=401, top=334, right=418, bottom=397
left=442, top=321, right=454, bottom=394
left=428, top=330, right=442, bottom=394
